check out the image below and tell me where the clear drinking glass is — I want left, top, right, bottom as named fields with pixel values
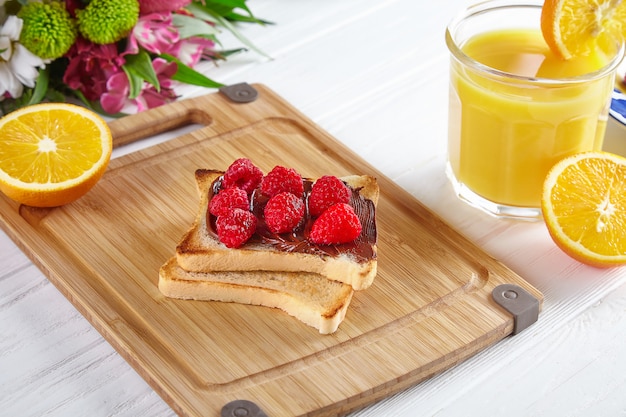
left=445, top=0, right=624, bottom=220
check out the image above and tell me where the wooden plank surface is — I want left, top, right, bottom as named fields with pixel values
left=0, top=84, right=542, bottom=416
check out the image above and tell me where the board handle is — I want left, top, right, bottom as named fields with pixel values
left=107, top=95, right=214, bottom=149
left=107, top=84, right=259, bottom=149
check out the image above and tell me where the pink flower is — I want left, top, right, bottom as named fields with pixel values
left=100, top=57, right=178, bottom=114
left=138, top=0, right=191, bottom=14
left=127, top=12, right=216, bottom=67
left=63, top=37, right=125, bottom=101
left=136, top=58, right=178, bottom=111
left=99, top=72, right=129, bottom=114
left=171, top=36, right=215, bottom=67
left=127, top=12, right=179, bottom=56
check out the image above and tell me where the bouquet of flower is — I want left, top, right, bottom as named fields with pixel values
left=0, top=0, right=268, bottom=116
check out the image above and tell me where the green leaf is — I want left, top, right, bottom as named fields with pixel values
left=185, top=1, right=271, bottom=58
left=71, top=89, right=96, bottom=110
left=122, top=66, right=142, bottom=99
left=28, top=67, right=49, bottom=105
left=172, top=14, right=219, bottom=39
left=212, top=47, right=247, bottom=60
left=224, top=12, right=273, bottom=25
left=45, top=89, right=66, bottom=103
left=123, top=50, right=160, bottom=98
left=187, top=0, right=271, bottom=25
left=185, top=3, right=219, bottom=23
left=213, top=14, right=271, bottom=59
left=71, top=89, right=128, bottom=118
left=192, top=0, right=253, bottom=18
left=159, top=54, right=224, bottom=88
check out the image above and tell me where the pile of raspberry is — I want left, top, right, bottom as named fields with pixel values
left=209, top=158, right=362, bottom=248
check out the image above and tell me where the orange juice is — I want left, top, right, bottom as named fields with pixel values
left=447, top=28, right=617, bottom=209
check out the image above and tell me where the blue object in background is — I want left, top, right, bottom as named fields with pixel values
left=610, top=87, right=626, bottom=125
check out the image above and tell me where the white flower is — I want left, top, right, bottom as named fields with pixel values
left=0, top=15, right=46, bottom=100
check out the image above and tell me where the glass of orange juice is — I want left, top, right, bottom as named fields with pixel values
left=445, top=0, right=624, bottom=220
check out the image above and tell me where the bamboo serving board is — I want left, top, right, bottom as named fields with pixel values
left=0, top=84, right=542, bottom=417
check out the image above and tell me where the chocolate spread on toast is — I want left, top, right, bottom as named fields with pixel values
left=207, top=177, right=377, bottom=263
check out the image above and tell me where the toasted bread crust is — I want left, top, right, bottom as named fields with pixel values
left=158, top=257, right=354, bottom=334
left=176, top=169, right=379, bottom=290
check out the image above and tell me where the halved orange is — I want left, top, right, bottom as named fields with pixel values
left=541, top=0, right=626, bottom=60
left=541, top=151, right=626, bottom=267
left=0, top=103, right=112, bottom=207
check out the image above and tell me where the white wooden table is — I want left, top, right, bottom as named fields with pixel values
left=3, top=1, right=626, bottom=415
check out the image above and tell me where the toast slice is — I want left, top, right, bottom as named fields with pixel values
left=176, top=169, right=379, bottom=290
left=158, top=257, right=354, bottom=334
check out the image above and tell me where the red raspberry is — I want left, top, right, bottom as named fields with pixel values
left=209, top=187, right=249, bottom=217
left=264, top=192, right=305, bottom=234
left=308, top=175, right=351, bottom=217
left=261, top=165, right=304, bottom=197
left=309, top=203, right=362, bottom=245
left=216, top=208, right=257, bottom=248
left=222, top=158, right=263, bottom=194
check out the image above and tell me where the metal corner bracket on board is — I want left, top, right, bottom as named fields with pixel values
left=218, top=286, right=540, bottom=416
left=222, top=399, right=269, bottom=417
left=492, top=284, right=540, bottom=335
left=219, top=83, right=259, bottom=103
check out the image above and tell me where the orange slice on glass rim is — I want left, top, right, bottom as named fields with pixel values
left=541, top=151, right=626, bottom=267
left=541, top=0, right=626, bottom=60
left=0, top=103, right=112, bottom=208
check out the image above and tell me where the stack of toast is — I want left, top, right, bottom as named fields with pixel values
left=158, top=160, right=379, bottom=334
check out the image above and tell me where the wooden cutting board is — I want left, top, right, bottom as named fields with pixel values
left=0, top=84, right=542, bottom=417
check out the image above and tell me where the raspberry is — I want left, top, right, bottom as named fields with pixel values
left=222, top=158, right=263, bottom=194
left=264, top=192, right=305, bottom=234
left=209, top=187, right=249, bottom=217
left=261, top=165, right=304, bottom=197
left=309, top=203, right=362, bottom=245
left=308, top=175, right=351, bottom=217
left=216, top=208, right=257, bottom=248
